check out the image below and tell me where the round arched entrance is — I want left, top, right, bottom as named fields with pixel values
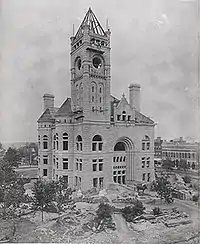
left=112, top=137, right=134, bottom=185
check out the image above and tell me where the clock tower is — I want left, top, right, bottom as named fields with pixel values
left=70, top=8, right=111, bottom=122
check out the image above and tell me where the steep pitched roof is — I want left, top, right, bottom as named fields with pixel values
left=116, top=94, right=129, bottom=109
left=135, top=111, right=154, bottom=125
left=37, top=108, right=55, bottom=123
left=110, top=95, right=120, bottom=103
left=74, top=8, right=106, bottom=41
left=55, top=98, right=73, bottom=117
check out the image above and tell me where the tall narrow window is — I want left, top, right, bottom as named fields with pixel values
left=93, top=178, right=98, bottom=187
left=76, top=135, right=83, bottom=151
left=122, top=111, right=126, bottom=121
left=38, top=135, right=40, bottom=149
left=53, top=155, right=55, bottom=165
left=56, top=158, right=58, bottom=169
left=146, top=157, right=150, bottom=168
left=63, top=158, right=68, bottom=170
left=56, top=133, right=59, bottom=150
left=43, top=169, right=47, bottom=176
left=93, top=164, right=97, bottom=171
left=147, top=173, right=150, bottom=182
left=63, top=175, right=68, bottom=184
left=53, top=135, right=56, bottom=149
left=142, top=157, right=145, bottom=168
left=99, top=177, right=104, bottom=188
left=142, top=135, right=150, bottom=151
left=99, top=163, right=103, bottom=171
left=79, top=177, right=82, bottom=187
left=99, top=142, right=103, bottom=151
left=63, top=133, right=68, bottom=151
left=76, top=159, right=79, bottom=170
left=142, top=173, right=145, bottom=181
left=80, top=83, right=83, bottom=108
left=80, top=162, right=82, bottom=171
left=43, top=155, right=48, bottom=164
left=43, top=135, right=48, bottom=149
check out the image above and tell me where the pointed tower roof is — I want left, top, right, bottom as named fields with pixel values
left=74, top=8, right=106, bottom=41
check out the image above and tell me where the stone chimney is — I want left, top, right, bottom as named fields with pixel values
left=43, top=94, right=54, bottom=110
left=129, top=83, right=141, bottom=112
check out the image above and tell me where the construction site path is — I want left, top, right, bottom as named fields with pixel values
left=113, top=213, right=135, bottom=244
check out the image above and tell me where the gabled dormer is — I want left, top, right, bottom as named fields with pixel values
left=115, top=94, right=135, bottom=123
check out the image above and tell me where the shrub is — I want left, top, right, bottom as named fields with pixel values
left=152, top=207, right=162, bottom=216
left=96, top=203, right=113, bottom=220
left=182, top=175, right=191, bottom=184
left=153, top=176, right=175, bottom=204
left=121, top=200, right=145, bottom=222
left=94, top=203, right=115, bottom=231
left=192, top=195, right=199, bottom=202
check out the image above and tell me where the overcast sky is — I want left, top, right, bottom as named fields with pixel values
left=0, top=0, right=198, bottom=143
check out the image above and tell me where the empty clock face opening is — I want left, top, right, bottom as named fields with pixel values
left=93, top=57, right=102, bottom=69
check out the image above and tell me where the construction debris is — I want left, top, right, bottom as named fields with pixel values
left=164, top=218, right=192, bottom=227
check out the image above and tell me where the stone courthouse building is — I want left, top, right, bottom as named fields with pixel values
left=37, top=8, right=155, bottom=191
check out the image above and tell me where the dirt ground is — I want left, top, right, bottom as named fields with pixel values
left=1, top=184, right=199, bottom=243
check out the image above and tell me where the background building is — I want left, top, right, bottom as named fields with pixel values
left=154, top=137, right=163, bottom=167
left=162, top=137, right=198, bottom=170
left=37, top=8, right=155, bottom=191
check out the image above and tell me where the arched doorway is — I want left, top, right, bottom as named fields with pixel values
left=112, top=137, right=134, bottom=185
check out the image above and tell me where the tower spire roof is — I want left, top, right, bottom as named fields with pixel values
left=74, top=8, right=106, bottom=41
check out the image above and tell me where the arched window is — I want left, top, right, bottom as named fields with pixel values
left=43, top=135, right=48, bottom=149
left=91, top=82, right=97, bottom=111
left=63, top=133, right=68, bottom=151
left=114, top=142, right=126, bottom=151
left=122, top=111, right=126, bottom=121
left=56, top=133, right=59, bottom=150
left=142, top=135, right=150, bottom=151
left=76, top=135, right=83, bottom=151
left=92, top=135, right=103, bottom=151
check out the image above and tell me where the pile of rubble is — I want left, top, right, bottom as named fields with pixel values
left=76, top=195, right=109, bottom=204
left=112, top=195, right=137, bottom=204
left=0, top=219, right=15, bottom=243
left=127, top=207, right=192, bottom=228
